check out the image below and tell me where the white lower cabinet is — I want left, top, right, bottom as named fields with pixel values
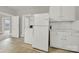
left=66, top=32, right=79, bottom=52
left=50, top=30, right=79, bottom=52
left=61, top=32, right=79, bottom=52
left=50, top=31, right=67, bottom=49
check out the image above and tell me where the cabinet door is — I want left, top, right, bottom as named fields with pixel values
left=52, top=22, right=72, bottom=31
left=59, top=31, right=79, bottom=52
left=66, top=32, right=79, bottom=52
left=50, top=31, right=65, bottom=48
left=49, top=6, right=61, bottom=21
left=50, top=31, right=57, bottom=47
left=50, top=31, right=73, bottom=50
left=62, top=6, right=75, bottom=21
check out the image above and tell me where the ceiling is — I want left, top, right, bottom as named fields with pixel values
left=7, top=6, right=49, bottom=15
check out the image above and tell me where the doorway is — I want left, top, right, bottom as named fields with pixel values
left=3, top=16, right=11, bottom=38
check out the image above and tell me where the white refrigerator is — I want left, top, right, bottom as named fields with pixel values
left=32, top=13, right=49, bottom=52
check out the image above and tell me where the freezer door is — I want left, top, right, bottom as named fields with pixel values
left=34, top=13, right=49, bottom=26
left=32, top=26, right=49, bottom=51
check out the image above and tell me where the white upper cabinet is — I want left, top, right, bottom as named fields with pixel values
left=49, top=6, right=75, bottom=21
left=49, top=6, right=61, bottom=21
left=62, top=6, right=75, bottom=21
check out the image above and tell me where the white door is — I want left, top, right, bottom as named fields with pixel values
left=11, top=16, right=19, bottom=38
left=24, top=17, right=33, bottom=44
left=32, top=26, right=49, bottom=51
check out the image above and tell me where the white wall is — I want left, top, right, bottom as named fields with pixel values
left=0, top=7, right=17, bottom=35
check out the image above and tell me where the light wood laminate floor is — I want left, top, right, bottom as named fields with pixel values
left=0, top=33, right=74, bottom=53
